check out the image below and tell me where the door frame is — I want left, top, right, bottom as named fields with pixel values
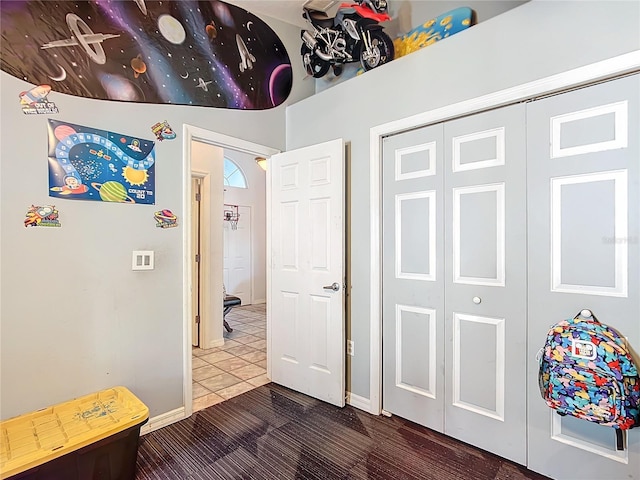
left=367, top=52, right=640, bottom=415
left=182, top=124, right=279, bottom=417
left=191, top=173, right=207, bottom=348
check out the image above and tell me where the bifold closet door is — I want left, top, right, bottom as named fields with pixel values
left=527, top=74, right=639, bottom=479
left=382, top=124, right=445, bottom=432
left=382, top=103, right=528, bottom=464
left=443, top=104, right=527, bottom=465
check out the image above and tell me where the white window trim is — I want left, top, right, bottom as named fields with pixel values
left=223, top=157, right=248, bottom=188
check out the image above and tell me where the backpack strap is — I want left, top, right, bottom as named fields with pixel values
left=574, top=309, right=600, bottom=323
left=616, top=429, right=624, bottom=450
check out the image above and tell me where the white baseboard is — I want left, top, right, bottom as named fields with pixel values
left=252, top=298, right=266, bottom=305
left=140, top=407, right=186, bottom=435
left=203, top=337, right=225, bottom=349
left=346, top=391, right=371, bottom=413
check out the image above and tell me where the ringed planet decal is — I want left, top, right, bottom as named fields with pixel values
left=48, top=119, right=155, bottom=204
left=1, top=1, right=292, bottom=110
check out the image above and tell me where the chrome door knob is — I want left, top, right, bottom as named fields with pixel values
left=323, top=282, right=340, bottom=292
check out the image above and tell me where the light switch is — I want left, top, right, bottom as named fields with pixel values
left=132, top=250, right=154, bottom=270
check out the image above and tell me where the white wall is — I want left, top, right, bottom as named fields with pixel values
left=286, top=0, right=640, bottom=399
left=223, top=150, right=267, bottom=304
left=0, top=13, right=312, bottom=420
left=191, top=141, right=225, bottom=350
left=315, top=0, right=529, bottom=92
left=384, top=0, right=529, bottom=39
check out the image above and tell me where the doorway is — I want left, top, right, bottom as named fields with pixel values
left=183, top=124, right=279, bottom=417
left=192, top=156, right=266, bottom=411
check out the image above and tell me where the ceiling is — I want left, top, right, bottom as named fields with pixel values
left=230, top=1, right=338, bottom=28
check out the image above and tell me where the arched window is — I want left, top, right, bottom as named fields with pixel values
left=223, top=157, right=247, bottom=188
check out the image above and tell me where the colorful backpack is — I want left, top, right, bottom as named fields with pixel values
left=538, top=310, right=640, bottom=450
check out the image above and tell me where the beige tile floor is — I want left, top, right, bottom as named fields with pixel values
left=192, top=303, right=268, bottom=412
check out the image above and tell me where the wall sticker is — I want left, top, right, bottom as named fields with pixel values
left=154, top=209, right=178, bottom=228
left=19, top=84, right=59, bottom=115
left=1, top=1, right=292, bottom=110
left=24, top=205, right=61, bottom=227
left=151, top=120, right=176, bottom=141
left=48, top=119, right=156, bottom=204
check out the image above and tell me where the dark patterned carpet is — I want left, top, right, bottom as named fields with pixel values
left=135, top=383, right=549, bottom=479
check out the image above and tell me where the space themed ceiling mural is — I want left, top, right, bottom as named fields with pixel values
left=0, top=1, right=293, bottom=110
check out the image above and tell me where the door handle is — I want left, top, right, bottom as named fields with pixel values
left=323, top=282, right=340, bottom=292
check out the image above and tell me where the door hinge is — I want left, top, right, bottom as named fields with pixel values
left=195, top=192, right=201, bottom=201
left=195, top=315, right=200, bottom=324
left=195, top=254, right=200, bottom=263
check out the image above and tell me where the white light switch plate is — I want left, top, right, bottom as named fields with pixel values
left=132, top=250, right=154, bottom=270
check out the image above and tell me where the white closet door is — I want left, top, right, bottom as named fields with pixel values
left=382, top=124, right=445, bottom=432
left=381, top=103, right=528, bottom=465
left=526, top=74, right=639, bottom=480
left=443, top=104, right=527, bottom=465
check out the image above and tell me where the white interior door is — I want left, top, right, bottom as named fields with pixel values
left=268, top=138, right=346, bottom=407
left=223, top=205, right=252, bottom=305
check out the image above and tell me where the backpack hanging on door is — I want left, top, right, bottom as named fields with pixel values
left=538, top=310, right=640, bottom=450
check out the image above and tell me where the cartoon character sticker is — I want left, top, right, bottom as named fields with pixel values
left=24, top=205, right=61, bottom=227
left=154, top=209, right=178, bottom=228
left=19, top=85, right=59, bottom=115
left=49, top=175, right=89, bottom=195
left=151, top=120, right=176, bottom=141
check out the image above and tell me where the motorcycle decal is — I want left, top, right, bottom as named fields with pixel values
left=300, top=0, right=394, bottom=78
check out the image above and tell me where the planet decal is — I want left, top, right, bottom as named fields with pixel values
left=154, top=209, right=178, bottom=228
left=268, top=63, right=292, bottom=107
left=213, top=2, right=234, bottom=28
left=157, top=14, right=186, bottom=44
left=92, top=181, right=135, bottom=203
left=130, top=54, right=147, bottom=78
left=97, top=72, right=142, bottom=101
left=205, top=21, right=217, bottom=40
left=54, top=124, right=77, bottom=141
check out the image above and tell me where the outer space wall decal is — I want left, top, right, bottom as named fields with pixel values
left=0, top=1, right=293, bottom=110
left=48, top=119, right=156, bottom=204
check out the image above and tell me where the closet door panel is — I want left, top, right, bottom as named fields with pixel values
left=444, top=104, right=528, bottom=465
left=382, top=124, right=445, bottom=431
left=527, top=74, right=639, bottom=480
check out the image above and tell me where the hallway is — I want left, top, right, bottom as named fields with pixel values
left=192, top=304, right=267, bottom=411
